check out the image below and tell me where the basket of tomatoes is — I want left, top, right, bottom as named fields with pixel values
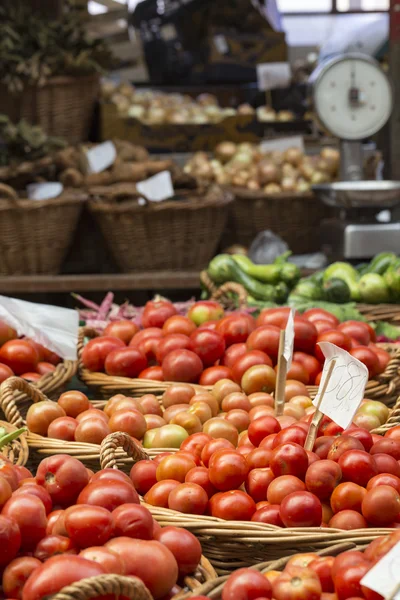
left=0, top=322, right=77, bottom=401
left=0, top=453, right=217, bottom=600
left=77, top=301, right=400, bottom=407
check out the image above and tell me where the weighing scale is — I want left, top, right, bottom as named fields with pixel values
left=309, top=53, right=400, bottom=261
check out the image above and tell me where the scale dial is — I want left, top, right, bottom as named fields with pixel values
left=311, top=54, right=392, bottom=141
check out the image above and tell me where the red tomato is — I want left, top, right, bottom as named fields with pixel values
left=338, top=449, right=377, bottom=487
left=329, top=509, right=368, bottom=530
left=292, top=317, right=318, bottom=354
left=349, top=347, right=380, bottom=378
left=327, top=436, right=364, bottom=462
left=241, top=364, right=276, bottom=395
left=163, top=316, right=196, bottom=337
left=36, top=362, right=56, bottom=376
left=371, top=345, right=391, bottom=373
left=256, top=307, right=295, bottom=329
left=138, top=366, right=164, bottom=381
left=334, top=563, right=370, bottom=600
left=305, top=459, right=342, bottom=500
left=347, top=427, right=374, bottom=452
left=81, top=336, right=125, bottom=372
left=33, top=534, right=77, bottom=561
left=21, top=372, right=41, bottom=382
left=361, top=485, right=400, bottom=526
left=190, top=329, right=226, bottom=367
left=267, top=475, right=306, bottom=505
left=293, top=352, right=320, bottom=384
left=185, top=466, right=217, bottom=498
left=142, top=300, right=177, bottom=329
left=21, top=555, right=105, bottom=600
left=180, top=432, right=212, bottom=458
left=104, top=320, right=139, bottom=344
left=130, top=460, right=157, bottom=495
left=168, top=482, right=208, bottom=514
left=197, top=320, right=219, bottom=331
left=104, top=346, right=147, bottom=378
left=156, top=454, right=196, bottom=483
left=209, top=490, right=256, bottom=520
left=199, top=366, right=233, bottom=386
left=246, top=325, right=281, bottom=362
left=135, top=336, right=161, bottom=364
left=162, top=349, right=203, bottom=383
left=57, top=391, right=90, bottom=418
left=13, top=483, right=52, bottom=514
left=112, top=503, right=153, bottom=539
left=284, top=361, right=310, bottom=384
left=0, top=340, right=38, bottom=375
left=64, top=504, right=113, bottom=548
left=90, top=469, right=134, bottom=487
left=0, top=515, right=21, bottom=566
left=47, top=417, right=78, bottom=441
left=251, top=503, right=284, bottom=526
left=77, top=479, right=139, bottom=511
left=36, top=455, right=89, bottom=507
left=272, top=426, right=307, bottom=449
left=313, top=320, right=338, bottom=335
left=315, top=331, right=352, bottom=362
left=3, top=556, right=41, bottom=599
left=279, top=491, right=323, bottom=527
left=309, top=556, right=335, bottom=593
left=216, top=314, right=256, bottom=347
left=130, top=328, right=163, bottom=348
left=222, top=343, right=248, bottom=369
left=2, top=494, right=47, bottom=551
left=273, top=567, right=322, bottom=600
left=208, top=449, right=249, bottom=491
left=330, top=482, right=366, bottom=514
left=338, top=321, right=371, bottom=345
left=222, top=567, right=272, bottom=600
left=0, top=320, right=17, bottom=345
left=156, top=334, right=193, bottom=363
left=232, top=351, right=273, bottom=384
left=0, top=363, right=13, bottom=383
left=270, top=443, right=308, bottom=479
left=303, top=309, right=339, bottom=327
left=371, top=438, right=400, bottom=459
left=155, top=526, right=202, bottom=577
left=79, top=546, right=125, bottom=573
left=245, top=468, right=275, bottom=503
left=144, top=480, right=180, bottom=508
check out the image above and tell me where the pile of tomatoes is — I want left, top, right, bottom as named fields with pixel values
left=81, top=300, right=391, bottom=387
left=0, top=453, right=203, bottom=600
left=0, top=322, right=61, bottom=384
left=192, top=529, right=400, bottom=600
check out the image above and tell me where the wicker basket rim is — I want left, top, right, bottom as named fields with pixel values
left=0, top=190, right=87, bottom=211
left=1, top=73, right=100, bottom=94
left=225, top=185, right=315, bottom=201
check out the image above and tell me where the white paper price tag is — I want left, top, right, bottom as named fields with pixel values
left=312, top=342, right=368, bottom=429
left=361, top=541, right=400, bottom=599
left=257, top=62, right=291, bottom=91
left=86, top=141, right=116, bottom=174
left=283, top=309, right=295, bottom=370
left=214, top=35, right=229, bottom=54
left=27, top=182, right=63, bottom=201
left=260, top=136, right=305, bottom=154
left=0, top=296, right=79, bottom=361
left=136, top=171, right=174, bottom=203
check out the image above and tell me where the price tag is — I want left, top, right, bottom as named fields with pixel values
left=283, top=309, right=295, bottom=370
left=312, top=342, right=368, bottom=429
left=0, top=296, right=79, bottom=361
left=136, top=171, right=174, bottom=203
left=86, top=141, right=116, bottom=174
left=361, top=541, right=400, bottom=599
left=214, top=35, right=229, bottom=55
left=257, top=62, right=291, bottom=91
left=260, top=136, right=305, bottom=154
left=26, top=182, right=63, bottom=201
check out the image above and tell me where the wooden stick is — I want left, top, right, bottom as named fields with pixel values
left=274, top=329, right=287, bottom=417
left=304, top=359, right=336, bottom=451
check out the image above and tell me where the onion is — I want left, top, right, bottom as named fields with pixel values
left=282, top=162, right=298, bottom=178
left=258, top=160, right=280, bottom=185
left=277, top=110, right=294, bottom=122
left=238, top=103, right=255, bottom=114
left=281, top=177, right=297, bottom=192
left=296, top=179, right=311, bottom=193
left=257, top=107, right=277, bottom=122
left=127, top=105, right=145, bottom=120
left=284, top=147, right=303, bottom=167
left=215, top=142, right=237, bottom=163
left=299, top=161, right=314, bottom=181
left=197, top=93, right=218, bottom=106
left=311, top=171, right=329, bottom=184
left=270, top=151, right=285, bottom=167
left=195, top=163, right=215, bottom=181
left=118, top=83, right=134, bottom=98
left=264, top=183, right=281, bottom=194
left=168, top=111, right=187, bottom=124
left=247, top=179, right=261, bottom=191
left=146, top=108, right=167, bottom=124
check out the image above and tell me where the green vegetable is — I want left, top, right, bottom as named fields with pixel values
left=232, top=255, right=281, bottom=284
left=323, top=278, right=351, bottom=303
left=0, top=427, right=26, bottom=450
left=274, top=251, right=292, bottom=265
left=273, top=282, right=290, bottom=304
left=207, top=254, right=234, bottom=284
left=288, top=295, right=364, bottom=322
left=279, top=262, right=301, bottom=286
left=374, top=321, right=400, bottom=340
left=359, top=273, right=390, bottom=303
left=384, top=264, right=400, bottom=300
left=292, top=279, right=324, bottom=301
left=323, top=262, right=361, bottom=301
left=367, top=252, right=398, bottom=275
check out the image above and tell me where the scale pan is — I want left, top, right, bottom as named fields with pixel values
left=312, top=181, right=400, bottom=208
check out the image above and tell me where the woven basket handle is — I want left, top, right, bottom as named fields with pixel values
left=212, top=282, right=248, bottom=310
left=52, top=574, right=153, bottom=600
left=77, top=327, right=100, bottom=362
left=0, top=377, right=50, bottom=427
left=372, top=393, right=400, bottom=435
left=100, top=432, right=150, bottom=470
left=0, top=184, right=19, bottom=205
left=378, top=345, right=400, bottom=382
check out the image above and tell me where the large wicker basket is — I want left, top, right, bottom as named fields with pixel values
left=357, top=303, right=400, bottom=326
left=88, top=184, right=233, bottom=272
left=0, top=75, right=100, bottom=144
left=100, top=432, right=396, bottom=573
left=0, top=184, right=85, bottom=275
left=226, top=187, right=331, bottom=254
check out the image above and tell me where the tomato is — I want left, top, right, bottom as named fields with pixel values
left=188, top=300, right=224, bottom=325
left=221, top=392, right=251, bottom=412
left=334, top=563, right=370, bottom=600
left=2, top=494, right=47, bottom=550
left=108, top=409, right=147, bottom=439
left=130, top=328, right=163, bottom=349
left=144, top=479, right=180, bottom=508
left=161, top=383, right=196, bottom=409
left=90, top=469, right=133, bottom=488
left=330, top=482, right=366, bottom=514
left=57, top=391, right=90, bottom=418
left=201, top=438, right=235, bottom=467
left=26, top=401, right=66, bottom=436
left=294, top=354, right=321, bottom=385
left=349, top=347, right=380, bottom=378
left=156, top=454, right=196, bottom=483
left=162, top=349, right=203, bottom=383
left=13, top=483, right=52, bottom=514
left=129, top=460, right=157, bottom=495
left=36, top=362, right=56, bottom=376
left=222, top=567, right=272, bottom=600
left=362, top=484, right=400, bottom=525
left=139, top=363, right=165, bottom=381
left=373, top=452, right=400, bottom=476
left=232, top=351, right=273, bottom=384
left=3, top=556, right=41, bottom=599
left=155, top=526, right=201, bottom=577
left=370, top=438, right=400, bottom=460
left=104, top=320, right=139, bottom=344
left=110, top=503, right=153, bottom=540
left=305, top=460, right=342, bottom=500
left=225, top=409, right=250, bottom=433
left=241, top=364, right=276, bottom=395
left=36, top=455, right=89, bottom=507
left=77, top=478, right=139, bottom=511
left=315, top=331, right=352, bottom=362
left=291, top=318, right=318, bottom=354
left=280, top=491, right=322, bottom=527
left=47, top=417, right=77, bottom=441
left=34, top=534, right=77, bottom=560
left=0, top=515, right=21, bottom=566
left=309, top=556, right=335, bottom=593
left=197, top=320, right=219, bottom=331
left=208, top=449, right=249, bottom=491
left=156, top=334, right=192, bottom=364
left=284, top=361, right=310, bottom=384
left=104, top=346, right=147, bottom=378
left=273, top=567, right=322, bottom=600
left=168, top=482, right=208, bottom=514
left=81, top=336, right=125, bottom=372
left=0, top=362, right=13, bottom=383
left=272, top=426, right=307, bottom=449
left=45, top=509, right=63, bottom=535
left=346, top=427, right=374, bottom=452
left=267, top=475, right=306, bottom=504
left=0, top=474, right=12, bottom=509
left=222, top=343, right=248, bottom=369
left=185, top=466, right=216, bottom=498
left=0, top=320, right=17, bottom=345
left=329, top=509, right=367, bottom=529
left=257, top=307, right=295, bottom=329
left=245, top=468, right=275, bottom=503
left=0, top=340, right=38, bottom=375
left=246, top=325, right=281, bottom=362
left=338, top=450, right=377, bottom=487
left=75, top=418, right=110, bottom=444
left=64, top=504, right=113, bottom=548
left=303, top=309, right=339, bottom=327
left=327, top=436, right=364, bottom=462
left=285, top=380, right=309, bottom=402
left=270, top=443, right=308, bottom=479
left=209, top=490, right=256, bottom=520
left=79, top=546, right=125, bottom=574
left=251, top=503, right=284, bottom=526
left=199, top=366, right=233, bottom=386
left=189, top=329, right=225, bottom=368
left=161, top=316, right=195, bottom=337
left=216, top=314, right=256, bottom=347
left=338, top=321, right=371, bottom=345
left=22, top=555, right=105, bottom=600
left=142, top=300, right=177, bottom=328
left=372, top=346, right=391, bottom=373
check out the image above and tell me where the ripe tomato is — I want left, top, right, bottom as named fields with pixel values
left=270, top=443, right=308, bottom=479
left=338, top=321, right=371, bottom=345
left=139, top=366, right=164, bottom=380
left=162, top=349, right=203, bottom=383
left=81, top=336, right=125, bottom=372
left=156, top=334, right=193, bottom=364
left=155, top=526, right=202, bottom=577
left=372, top=346, right=391, bottom=373
left=222, top=567, right=272, bottom=600
left=222, top=343, right=248, bottom=369
left=246, top=325, right=281, bottom=362
left=305, top=459, right=342, bottom=500
left=64, top=504, right=113, bottom=548
left=156, top=454, right=196, bottom=483
left=144, top=480, right=180, bottom=508
left=241, top=364, right=276, bottom=395
left=129, top=461, right=157, bottom=495
left=334, top=563, right=370, bottom=600
left=130, top=328, right=163, bottom=348
left=338, top=450, right=377, bottom=487
left=188, top=301, right=224, bottom=326
left=273, top=567, right=322, bottom=600
left=232, top=350, right=273, bottom=384
left=362, top=484, right=400, bottom=525
left=185, top=466, right=216, bottom=498
left=284, top=361, right=310, bottom=384
left=272, top=425, right=307, bottom=449
left=168, top=482, right=208, bottom=514
left=201, top=438, right=235, bottom=467
left=22, top=555, right=105, bottom=600
left=104, top=346, right=147, bottom=378
left=142, top=300, right=177, bottom=328
left=285, top=380, right=309, bottom=402
left=209, top=490, right=256, bottom=520
left=346, top=427, right=374, bottom=452
left=293, top=352, right=321, bottom=384
left=221, top=392, right=251, bottom=412
left=2, top=494, right=47, bottom=550
left=251, top=503, right=284, bottom=526
left=313, top=320, right=338, bottom=336
left=90, top=468, right=133, bottom=487
left=372, top=452, right=400, bottom=476
left=0, top=514, right=21, bottom=566
left=303, top=309, right=339, bottom=327
left=0, top=362, right=13, bottom=383
left=136, top=336, right=161, bottom=364
left=57, top=391, right=90, bottom=418
left=0, top=320, right=17, bottom=345
left=370, top=438, right=400, bottom=459
left=216, top=314, right=256, bottom=347
left=328, top=509, right=367, bottom=529
left=112, top=503, right=153, bottom=539
left=3, top=556, right=41, bottom=599
left=315, top=331, right=352, bottom=362
left=77, top=479, right=139, bottom=511
left=330, top=482, right=367, bottom=514
left=0, top=340, right=38, bottom=375
left=267, top=475, right=306, bottom=505
left=163, top=316, right=196, bottom=337
left=36, top=455, right=89, bottom=507
left=26, top=401, right=66, bottom=436
left=197, top=320, right=219, bottom=331
left=108, top=409, right=147, bottom=439
left=256, top=307, right=295, bottom=329
left=350, top=347, right=380, bottom=378
left=13, top=482, right=52, bottom=514
left=47, top=416, right=78, bottom=441
left=104, top=320, right=139, bottom=344
left=190, top=329, right=226, bottom=367
left=199, top=366, right=233, bottom=386
left=280, top=491, right=322, bottom=527
left=309, top=556, right=335, bottom=593
left=292, top=317, right=318, bottom=354
left=327, top=436, right=364, bottom=462
left=79, top=546, right=125, bottom=573
left=209, top=449, right=249, bottom=491
left=245, top=468, right=275, bottom=503
left=34, top=534, right=77, bottom=561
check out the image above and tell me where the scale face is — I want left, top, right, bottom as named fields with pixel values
left=311, top=54, right=393, bottom=141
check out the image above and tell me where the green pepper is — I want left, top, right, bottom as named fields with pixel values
left=232, top=255, right=281, bottom=284
left=367, top=252, right=398, bottom=275
left=0, top=427, right=26, bottom=450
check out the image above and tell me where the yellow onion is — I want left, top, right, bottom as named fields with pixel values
left=258, top=160, right=281, bottom=185
left=238, top=103, right=255, bottom=114
left=264, top=183, right=282, bottom=194
left=215, top=142, right=237, bottom=163
left=247, top=179, right=261, bottom=191
left=281, top=177, right=297, bottom=192
left=277, top=110, right=295, bottom=122
left=284, top=147, right=303, bottom=167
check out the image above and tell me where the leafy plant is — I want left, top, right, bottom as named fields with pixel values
left=0, top=1, right=114, bottom=93
left=0, top=115, right=66, bottom=165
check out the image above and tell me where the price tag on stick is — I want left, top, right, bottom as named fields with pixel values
left=304, top=359, right=336, bottom=451
left=274, top=309, right=295, bottom=417
left=361, top=541, right=400, bottom=600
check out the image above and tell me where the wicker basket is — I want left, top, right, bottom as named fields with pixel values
left=100, top=432, right=395, bottom=573
left=357, top=303, right=400, bottom=326
left=0, top=75, right=100, bottom=144
left=226, top=187, right=331, bottom=254
left=87, top=184, right=233, bottom=272
left=0, top=419, right=29, bottom=466
left=0, top=184, right=85, bottom=275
